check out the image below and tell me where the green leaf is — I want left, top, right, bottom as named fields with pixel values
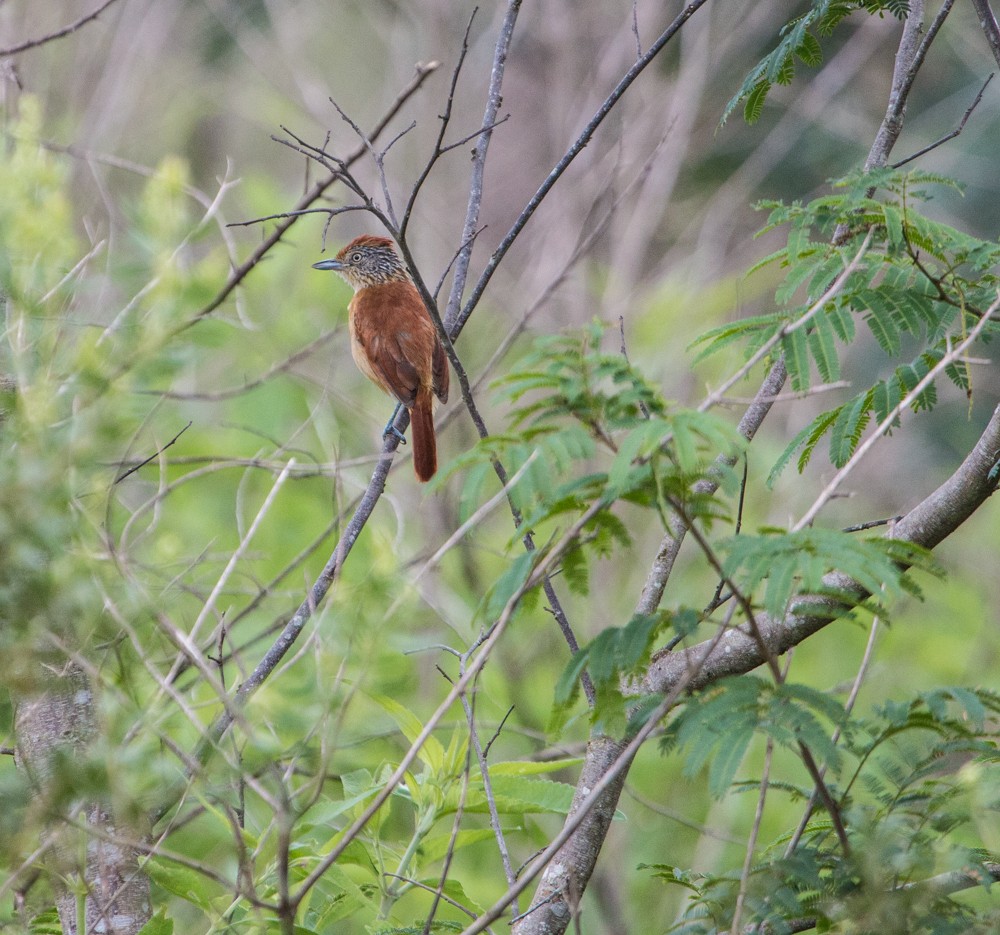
left=882, top=202, right=904, bottom=249
left=744, top=80, right=770, bottom=124
left=137, top=911, right=174, bottom=935
left=143, top=857, right=220, bottom=912
left=807, top=311, right=841, bottom=383
left=489, top=757, right=584, bottom=776
left=639, top=864, right=706, bottom=893
left=782, top=326, right=811, bottom=391
left=708, top=722, right=754, bottom=797
left=482, top=774, right=576, bottom=815
left=482, top=550, right=537, bottom=622
left=796, top=31, right=823, bottom=66
left=829, top=389, right=873, bottom=466
left=767, top=408, right=840, bottom=485
left=28, top=911, right=64, bottom=935
left=419, top=829, right=498, bottom=864
left=373, top=694, right=445, bottom=774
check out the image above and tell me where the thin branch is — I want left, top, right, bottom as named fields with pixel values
left=114, top=421, right=192, bottom=484
left=794, top=296, right=999, bottom=529
left=438, top=115, right=511, bottom=156
left=970, top=0, right=1000, bottom=68
left=453, top=0, right=712, bottom=334
left=0, top=0, right=122, bottom=56
left=892, top=72, right=995, bottom=168
left=841, top=515, right=903, bottom=533
left=184, top=61, right=438, bottom=326
left=785, top=612, right=882, bottom=858
left=442, top=0, right=523, bottom=329
left=862, top=0, right=939, bottom=173
left=731, top=739, right=774, bottom=935
left=715, top=381, right=850, bottom=406
left=401, top=9, right=478, bottom=240
left=177, top=459, right=296, bottom=661
left=458, top=661, right=519, bottom=915
left=326, top=96, right=401, bottom=227
left=226, top=205, right=366, bottom=228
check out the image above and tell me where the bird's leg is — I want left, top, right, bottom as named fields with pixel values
left=382, top=403, right=407, bottom=444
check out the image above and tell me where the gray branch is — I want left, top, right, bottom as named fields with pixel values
left=643, top=403, right=1000, bottom=696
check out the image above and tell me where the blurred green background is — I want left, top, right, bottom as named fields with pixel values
left=2, top=1, right=999, bottom=931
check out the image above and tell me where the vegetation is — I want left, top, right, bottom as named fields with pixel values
left=2, top=2, right=999, bottom=933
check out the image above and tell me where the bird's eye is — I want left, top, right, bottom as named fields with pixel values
left=351, top=252, right=363, bottom=263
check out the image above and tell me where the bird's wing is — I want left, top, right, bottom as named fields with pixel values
left=432, top=333, right=449, bottom=404
left=350, top=282, right=433, bottom=408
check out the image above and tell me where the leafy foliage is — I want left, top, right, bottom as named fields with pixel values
left=659, top=687, right=1000, bottom=933
left=663, top=675, right=847, bottom=798
left=553, top=611, right=673, bottom=735
left=717, top=528, right=936, bottom=617
left=447, top=321, right=744, bottom=601
left=693, top=169, right=1000, bottom=482
left=723, top=1, right=911, bottom=125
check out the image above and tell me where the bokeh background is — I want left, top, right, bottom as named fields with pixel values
left=2, top=2, right=999, bottom=930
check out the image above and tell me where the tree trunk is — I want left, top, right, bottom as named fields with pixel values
left=15, top=660, right=151, bottom=935
left=512, top=734, right=633, bottom=934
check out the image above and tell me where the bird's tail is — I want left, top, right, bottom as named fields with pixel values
left=410, top=389, right=437, bottom=482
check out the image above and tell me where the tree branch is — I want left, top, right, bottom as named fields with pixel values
left=970, top=0, right=1000, bottom=67
left=443, top=0, right=523, bottom=329
left=0, top=0, right=122, bottom=57
left=452, top=0, right=713, bottom=334
left=643, top=399, right=1000, bottom=697
left=182, top=61, right=438, bottom=328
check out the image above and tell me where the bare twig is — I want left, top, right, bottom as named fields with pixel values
left=892, top=72, right=995, bottom=168
left=0, top=0, right=122, bottom=56
left=731, top=739, right=774, bottom=934
left=401, top=10, right=478, bottom=241
left=971, top=0, right=1000, bottom=67
left=114, top=421, right=192, bottom=484
left=784, top=611, right=882, bottom=858
left=453, top=0, right=712, bottom=334
left=458, top=659, right=519, bottom=915
left=177, top=459, right=296, bottom=663
left=442, top=0, right=523, bottom=329
left=185, top=61, right=438, bottom=327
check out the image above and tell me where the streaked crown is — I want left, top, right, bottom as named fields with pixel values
left=331, top=235, right=409, bottom=289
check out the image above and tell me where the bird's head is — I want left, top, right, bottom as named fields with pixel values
left=312, top=235, right=408, bottom=290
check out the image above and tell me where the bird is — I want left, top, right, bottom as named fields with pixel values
left=312, top=235, right=449, bottom=482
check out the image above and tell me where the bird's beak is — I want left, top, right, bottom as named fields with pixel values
left=312, top=258, right=344, bottom=271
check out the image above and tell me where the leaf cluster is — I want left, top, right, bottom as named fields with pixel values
left=658, top=687, right=1000, bottom=933
left=723, top=1, right=911, bottom=125
left=693, top=169, right=1000, bottom=482
left=449, top=322, right=744, bottom=603
left=718, top=527, right=936, bottom=618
